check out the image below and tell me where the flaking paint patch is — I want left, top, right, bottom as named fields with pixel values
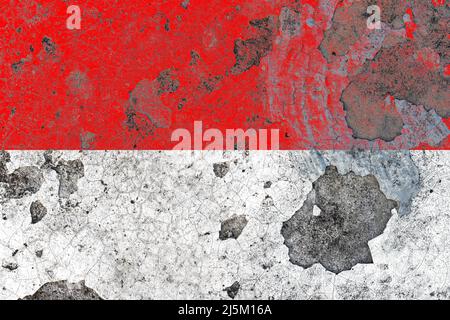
left=342, top=41, right=449, bottom=141
left=22, top=281, right=103, bottom=300
left=1, top=152, right=44, bottom=201
left=319, top=0, right=407, bottom=61
left=1, top=1, right=448, bottom=150
left=323, top=0, right=450, bottom=142
left=30, top=200, right=47, bottom=224
left=231, top=16, right=277, bottom=75
left=288, top=150, right=420, bottom=216
left=124, top=71, right=176, bottom=139
left=41, top=155, right=85, bottom=199
left=281, top=166, right=397, bottom=274
left=219, top=215, right=248, bottom=241
left=224, top=281, right=241, bottom=299
left=213, top=162, right=230, bottom=178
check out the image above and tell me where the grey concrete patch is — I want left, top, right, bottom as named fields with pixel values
left=213, top=162, right=230, bottom=178
left=53, top=160, right=85, bottom=198
left=1, top=152, right=44, bottom=200
left=224, top=281, right=241, bottom=299
left=30, top=200, right=47, bottom=224
left=281, top=166, right=396, bottom=274
left=22, top=281, right=103, bottom=300
left=288, top=151, right=420, bottom=216
left=219, top=215, right=248, bottom=240
left=42, top=153, right=85, bottom=199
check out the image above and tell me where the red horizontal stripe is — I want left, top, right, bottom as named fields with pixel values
left=1, top=0, right=448, bottom=150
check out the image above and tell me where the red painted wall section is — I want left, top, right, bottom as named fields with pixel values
left=1, top=0, right=449, bottom=150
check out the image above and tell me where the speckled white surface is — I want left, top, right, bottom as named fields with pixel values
left=0, top=151, right=449, bottom=300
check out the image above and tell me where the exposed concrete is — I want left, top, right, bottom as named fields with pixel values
left=1, top=152, right=44, bottom=201
left=321, top=0, right=449, bottom=142
left=30, top=200, right=47, bottom=224
left=288, top=151, right=420, bottom=216
left=282, top=166, right=396, bottom=274
left=213, top=162, right=230, bottom=178
left=22, top=281, right=102, bottom=300
left=224, top=281, right=241, bottom=299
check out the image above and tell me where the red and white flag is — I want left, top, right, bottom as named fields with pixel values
left=0, top=0, right=449, bottom=300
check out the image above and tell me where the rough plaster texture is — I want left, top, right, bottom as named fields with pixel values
left=0, top=150, right=449, bottom=300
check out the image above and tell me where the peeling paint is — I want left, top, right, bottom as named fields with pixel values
left=282, top=166, right=396, bottom=274
left=22, top=281, right=103, bottom=300
left=219, top=215, right=248, bottom=240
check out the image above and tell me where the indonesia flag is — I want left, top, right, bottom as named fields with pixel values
left=0, top=0, right=449, bottom=302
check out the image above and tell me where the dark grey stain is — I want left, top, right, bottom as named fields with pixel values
left=213, top=162, right=230, bottom=178
left=22, top=281, right=103, bottom=300
left=30, top=200, right=48, bottom=224
left=2, top=262, right=19, bottom=272
left=1, top=153, right=44, bottom=200
left=164, top=18, right=170, bottom=32
left=280, top=7, right=301, bottom=37
left=5, top=167, right=44, bottom=199
left=224, top=281, right=241, bottom=299
left=231, top=16, right=276, bottom=75
left=281, top=166, right=396, bottom=274
left=219, top=215, right=248, bottom=240
left=181, top=0, right=190, bottom=9
left=157, top=69, right=179, bottom=95
left=190, top=50, right=200, bottom=65
left=200, top=75, right=223, bottom=93
left=42, top=36, right=56, bottom=55
left=43, top=156, right=85, bottom=199
left=11, top=59, right=25, bottom=73
left=0, top=151, right=9, bottom=176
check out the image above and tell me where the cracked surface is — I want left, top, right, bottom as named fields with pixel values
left=2, top=0, right=448, bottom=149
left=0, top=150, right=448, bottom=300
